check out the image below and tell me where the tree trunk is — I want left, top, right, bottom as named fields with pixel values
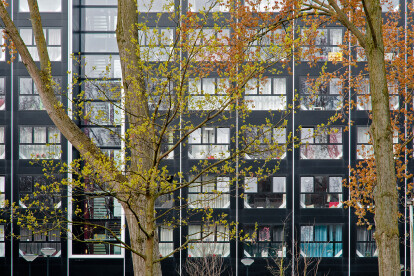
left=365, top=0, right=400, bottom=275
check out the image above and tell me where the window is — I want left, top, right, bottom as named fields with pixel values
left=381, top=0, right=399, bottom=12
left=19, top=77, right=62, bottom=110
left=300, top=127, right=343, bottom=159
left=247, top=29, right=287, bottom=61
left=188, top=78, right=230, bottom=111
left=300, top=225, right=342, bottom=257
left=82, top=8, right=118, bottom=31
left=83, top=128, right=121, bottom=148
left=188, top=224, right=230, bottom=257
left=188, top=127, right=230, bottom=159
left=159, top=226, right=174, bottom=257
left=19, top=0, right=62, bottom=12
left=137, top=0, right=173, bottom=12
left=19, top=126, right=61, bottom=159
left=244, top=177, right=286, bottom=208
left=0, top=177, right=4, bottom=208
left=356, top=78, right=399, bottom=110
left=245, top=78, right=286, bottom=111
left=188, top=0, right=228, bottom=12
left=244, top=225, right=285, bottom=258
left=301, top=28, right=343, bottom=62
left=82, top=33, right=118, bottom=53
left=83, top=0, right=117, bottom=4
left=19, top=175, right=62, bottom=209
left=72, top=179, right=122, bottom=255
left=0, top=225, right=4, bottom=257
left=188, top=28, right=230, bottom=62
left=147, top=78, right=175, bottom=111
left=244, top=127, right=286, bottom=159
left=188, top=176, right=230, bottom=208
left=83, top=55, right=121, bottom=78
left=20, top=28, right=61, bottom=61
left=19, top=224, right=61, bottom=257
left=357, top=126, right=398, bottom=159
left=356, top=226, right=377, bottom=257
left=244, top=0, right=282, bottom=12
left=138, top=28, right=174, bottom=62
left=0, top=78, right=5, bottom=110
left=300, top=77, right=342, bottom=111
left=0, top=127, right=4, bottom=159
left=300, top=176, right=342, bottom=208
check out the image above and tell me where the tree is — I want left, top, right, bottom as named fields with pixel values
left=0, top=0, right=295, bottom=275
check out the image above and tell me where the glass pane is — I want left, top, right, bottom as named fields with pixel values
left=245, top=79, right=257, bottom=94
left=273, top=128, right=286, bottom=143
left=273, top=78, right=286, bottom=94
left=261, top=79, right=271, bottom=94
left=357, top=127, right=370, bottom=143
left=19, top=0, right=62, bottom=12
left=245, top=177, right=257, bottom=193
left=301, top=128, right=314, bottom=143
left=138, top=0, right=173, bottom=12
left=83, top=33, right=118, bottom=52
left=273, top=177, right=285, bottom=192
left=203, top=78, right=215, bottom=94
left=33, top=127, right=46, bottom=143
left=330, top=29, right=342, bottom=45
left=301, top=226, right=313, bottom=241
left=301, top=177, right=314, bottom=192
left=20, top=29, right=33, bottom=45
left=217, top=128, right=229, bottom=144
left=48, top=29, right=61, bottom=45
left=189, top=129, right=201, bottom=144
left=83, top=8, right=118, bottom=31
left=20, top=127, right=32, bottom=143
left=20, top=78, right=33, bottom=94
left=48, top=127, right=60, bottom=143
left=329, top=177, right=342, bottom=193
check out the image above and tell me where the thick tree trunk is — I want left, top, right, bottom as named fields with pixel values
left=365, top=1, right=400, bottom=275
left=116, top=0, right=162, bottom=275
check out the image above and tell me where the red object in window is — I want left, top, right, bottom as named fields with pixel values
left=329, top=202, right=339, bottom=208
left=207, top=156, right=215, bottom=159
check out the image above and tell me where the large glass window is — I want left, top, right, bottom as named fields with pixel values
left=188, top=78, right=230, bottom=110
left=300, top=127, right=343, bottom=159
left=188, top=127, right=230, bottom=159
left=19, top=224, right=61, bottom=257
left=356, top=226, right=377, bottom=257
left=82, top=8, right=118, bottom=31
left=137, top=0, right=173, bottom=12
left=357, top=126, right=398, bottom=159
left=82, top=33, right=118, bottom=53
left=20, top=28, right=61, bottom=61
left=188, top=176, right=230, bottom=208
left=188, top=0, right=228, bottom=12
left=159, top=226, right=174, bottom=257
left=244, top=127, right=286, bottom=159
left=19, top=126, right=61, bottom=159
left=18, top=175, right=62, bottom=209
left=244, top=225, right=285, bottom=258
left=19, top=77, right=62, bottom=110
left=356, top=78, right=399, bottom=110
left=188, top=224, right=230, bottom=257
left=300, top=77, right=342, bottom=111
left=300, top=225, right=342, bottom=257
left=244, top=177, right=286, bottom=209
left=245, top=78, right=286, bottom=111
left=19, top=0, right=62, bottom=12
left=83, top=55, right=121, bottom=78
left=300, top=176, right=342, bottom=208
left=244, top=0, right=282, bottom=12
left=72, top=180, right=122, bottom=255
left=138, top=28, right=174, bottom=62
left=301, top=28, right=343, bottom=62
